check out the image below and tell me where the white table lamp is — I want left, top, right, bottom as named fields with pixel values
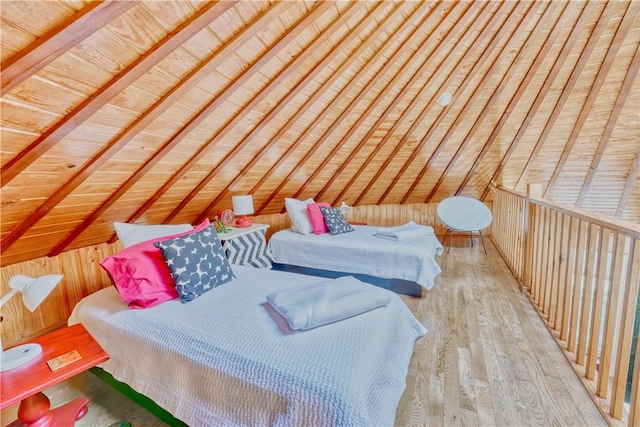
left=1, top=274, right=63, bottom=371
left=232, top=195, right=254, bottom=228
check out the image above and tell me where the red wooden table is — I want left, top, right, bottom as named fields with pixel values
left=1, top=324, right=109, bottom=426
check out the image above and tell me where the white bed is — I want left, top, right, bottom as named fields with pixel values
left=268, top=225, right=444, bottom=295
left=69, top=265, right=426, bottom=427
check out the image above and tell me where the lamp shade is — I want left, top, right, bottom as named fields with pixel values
left=8, top=274, right=63, bottom=312
left=232, top=195, right=254, bottom=215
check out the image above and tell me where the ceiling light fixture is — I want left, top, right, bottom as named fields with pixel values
left=437, top=93, right=452, bottom=107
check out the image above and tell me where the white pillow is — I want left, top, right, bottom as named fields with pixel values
left=114, top=222, right=193, bottom=248
left=284, top=197, right=315, bottom=235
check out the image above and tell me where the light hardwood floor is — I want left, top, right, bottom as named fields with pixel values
left=1, top=236, right=605, bottom=427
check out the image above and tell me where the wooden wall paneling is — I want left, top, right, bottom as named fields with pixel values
left=525, top=1, right=638, bottom=194
left=195, top=2, right=424, bottom=222
left=456, top=1, right=566, bottom=198
left=576, top=45, right=640, bottom=206
left=0, top=1, right=140, bottom=96
left=322, top=2, right=482, bottom=208
left=252, top=1, right=444, bottom=215
left=0, top=1, right=235, bottom=186
left=478, top=2, right=585, bottom=201
left=43, top=2, right=288, bottom=252
left=398, top=1, right=523, bottom=204
left=617, top=150, right=640, bottom=219
left=119, top=1, right=336, bottom=225
left=423, top=1, right=536, bottom=203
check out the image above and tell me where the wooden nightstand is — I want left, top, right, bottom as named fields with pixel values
left=1, top=324, right=108, bottom=426
left=217, top=223, right=274, bottom=268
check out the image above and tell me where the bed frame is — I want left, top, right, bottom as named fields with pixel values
left=271, top=262, right=424, bottom=297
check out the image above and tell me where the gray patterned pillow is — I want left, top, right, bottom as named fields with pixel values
left=319, top=206, right=354, bottom=235
left=154, top=225, right=234, bottom=303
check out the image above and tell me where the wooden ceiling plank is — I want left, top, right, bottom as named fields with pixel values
left=506, top=1, right=613, bottom=193
left=396, top=1, right=527, bottom=204
left=1, top=0, right=140, bottom=96
left=430, top=1, right=547, bottom=201
left=1, top=1, right=244, bottom=255
left=542, top=1, right=639, bottom=197
left=0, top=1, right=236, bottom=186
left=479, top=1, right=589, bottom=201
left=46, top=1, right=314, bottom=253
left=252, top=2, right=451, bottom=216
left=199, top=2, right=431, bottom=222
left=365, top=0, right=512, bottom=206
left=125, top=0, right=345, bottom=224
left=163, top=2, right=388, bottom=223
left=455, top=1, right=556, bottom=196
left=617, top=150, right=640, bottom=218
left=310, top=1, right=483, bottom=209
left=577, top=44, right=640, bottom=206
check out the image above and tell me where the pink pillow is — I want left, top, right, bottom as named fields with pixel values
left=307, top=202, right=331, bottom=234
left=100, top=219, right=210, bottom=309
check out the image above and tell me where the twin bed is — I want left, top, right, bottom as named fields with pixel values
left=68, top=215, right=443, bottom=426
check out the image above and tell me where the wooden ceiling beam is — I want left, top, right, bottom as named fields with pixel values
left=163, top=2, right=387, bottom=223
left=312, top=1, right=484, bottom=208
left=424, top=2, right=542, bottom=202
left=455, top=1, right=558, bottom=196
left=578, top=45, right=640, bottom=206
left=202, top=2, right=431, bottom=221
left=617, top=150, right=640, bottom=219
left=252, top=2, right=452, bottom=216
left=542, top=2, right=639, bottom=197
left=399, top=1, right=528, bottom=204
left=46, top=2, right=309, bottom=253
left=118, top=1, right=338, bottom=225
left=1, top=0, right=140, bottom=96
left=479, top=2, right=590, bottom=201
left=2, top=1, right=249, bottom=255
left=373, top=0, right=514, bottom=205
left=0, top=1, right=236, bottom=186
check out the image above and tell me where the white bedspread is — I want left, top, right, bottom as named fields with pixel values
left=69, top=265, right=426, bottom=427
left=268, top=225, right=444, bottom=290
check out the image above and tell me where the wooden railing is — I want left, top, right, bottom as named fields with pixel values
left=491, top=185, right=640, bottom=427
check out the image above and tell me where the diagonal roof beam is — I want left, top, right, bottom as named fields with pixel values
left=455, top=1, right=561, bottom=196
left=199, top=2, right=431, bottom=222
left=426, top=3, right=548, bottom=203
left=306, top=2, right=484, bottom=208
left=48, top=2, right=315, bottom=253
left=541, top=1, right=639, bottom=196
left=162, top=2, right=391, bottom=222
left=578, top=45, right=640, bottom=206
left=616, top=150, right=640, bottom=219
left=394, top=1, right=523, bottom=204
left=120, top=0, right=342, bottom=225
left=2, top=1, right=242, bottom=255
left=1, top=0, right=140, bottom=96
left=251, top=2, right=450, bottom=216
left=479, top=1, right=590, bottom=201
left=1, top=1, right=236, bottom=186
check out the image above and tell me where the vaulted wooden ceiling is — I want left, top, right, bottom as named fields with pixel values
left=1, top=0, right=639, bottom=266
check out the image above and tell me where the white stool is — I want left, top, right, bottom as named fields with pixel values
left=437, top=196, right=492, bottom=254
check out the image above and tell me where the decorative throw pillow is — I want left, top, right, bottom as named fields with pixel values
left=319, top=206, right=354, bottom=235
left=100, top=219, right=210, bottom=309
left=114, top=222, right=193, bottom=248
left=307, top=202, right=331, bottom=234
left=154, top=225, right=234, bottom=303
left=284, top=197, right=315, bottom=235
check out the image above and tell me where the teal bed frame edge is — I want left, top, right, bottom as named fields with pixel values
left=89, top=367, right=188, bottom=426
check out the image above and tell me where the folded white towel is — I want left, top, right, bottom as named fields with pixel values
left=266, top=276, right=391, bottom=330
left=374, top=221, right=434, bottom=241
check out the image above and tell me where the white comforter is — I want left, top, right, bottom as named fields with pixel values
left=268, top=225, right=444, bottom=289
left=69, top=265, right=426, bottom=427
